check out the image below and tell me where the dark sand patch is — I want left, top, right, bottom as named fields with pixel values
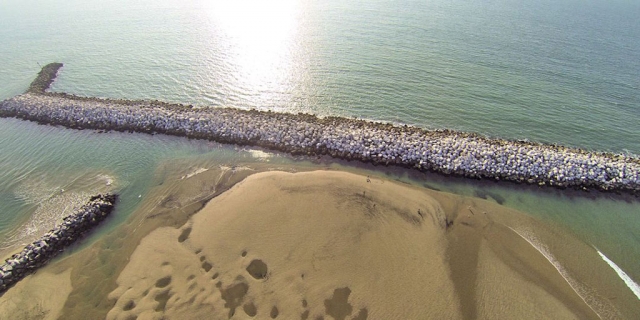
left=243, top=302, right=257, bottom=317
left=270, top=305, right=279, bottom=318
left=324, top=287, right=353, bottom=320
left=154, top=290, right=171, bottom=312
left=155, top=276, right=172, bottom=288
left=220, top=278, right=249, bottom=318
left=201, top=261, right=213, bottom=272
left=178, top=227, right=191, bottom=243
left=246, top=259, right=268, bottom=280
left=122, top=300, right=135, bottom=311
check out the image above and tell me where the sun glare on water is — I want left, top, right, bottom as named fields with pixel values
left=203, top=0, right=304, bottom=109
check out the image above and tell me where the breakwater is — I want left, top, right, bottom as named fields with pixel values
left=1, top=63, right=639, bottom=194
left=26, top=62, right=64, bottom=94
left=0, top=194, right=117, bottom=294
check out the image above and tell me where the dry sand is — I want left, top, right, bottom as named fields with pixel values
left=104, top=170, right=605, bottom=320
left=0, top=268, right=72, bottom=320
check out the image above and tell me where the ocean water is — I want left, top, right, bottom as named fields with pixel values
left=1, top=0, right=639, bottom=153
left=1, top=0, right=639, bottom=312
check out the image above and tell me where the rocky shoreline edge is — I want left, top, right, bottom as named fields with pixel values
left=1, top=63, right=639, bottom=194
left=0, top=194, right=117, bottom=294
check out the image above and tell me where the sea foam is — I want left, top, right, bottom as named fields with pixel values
left=508, top=227, right=616, bottom=319
left=596, top=249, right=640, bottom=300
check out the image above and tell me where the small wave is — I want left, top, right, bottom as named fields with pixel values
left=244, top=148, right=273, bottom=160
left=3, top=172, right=120, bottom=250
left=97, top=174, right=115, bottom=187
left=508, top=227, right=618, bottom=319
left=596, top=249, right=640, bottom=300
left=180, top=168, right=209, bottom=180
left=1, top=191, right=90, bottom=250
left=13, top=178, right=61, bottom=205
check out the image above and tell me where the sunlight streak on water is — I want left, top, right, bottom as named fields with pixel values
left=202, top=0, right=304, bottom=110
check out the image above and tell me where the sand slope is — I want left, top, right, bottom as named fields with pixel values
left=0, top=268, right=72, bottom=320
left=106, top=170, right=601, bottom=320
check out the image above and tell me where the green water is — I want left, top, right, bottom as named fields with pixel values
left=1, top=0, right=639, bottom=153
left=0, top=0, right=639, bottom=309
left=0, top=117, right=306, bottom=245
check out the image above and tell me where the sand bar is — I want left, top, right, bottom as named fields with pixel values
left=103, top=170, right=631, bottom=319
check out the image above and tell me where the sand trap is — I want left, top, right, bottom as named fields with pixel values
left=0, top=268, right=72, bottom=320
left=106, top=170, right=601, bottom=319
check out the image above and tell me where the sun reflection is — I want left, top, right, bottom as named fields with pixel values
left=203, top=0, right=303, bottom=109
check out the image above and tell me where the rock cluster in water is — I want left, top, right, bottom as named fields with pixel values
left=1, top=63, right=639, bottom=194
left=0, top=194, right=117, bottom=294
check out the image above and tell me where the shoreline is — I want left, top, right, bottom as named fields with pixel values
left=0, top=194, right=117, bottom=294
left=1, top=166, right=637, bottom=319
left=1, top=63, right=639, bottom=195
left=103, top=170, right=618, bottom=319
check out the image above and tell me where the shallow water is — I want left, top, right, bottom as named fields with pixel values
left=0, top=117, right=295, bottom=248
left=1, top=117, right=638, bottom=293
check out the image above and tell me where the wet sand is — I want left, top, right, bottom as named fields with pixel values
left=2, top=168, right=637, bottom=319
left=104, top=170, right=606, bottom=319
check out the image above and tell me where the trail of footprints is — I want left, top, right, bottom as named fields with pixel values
left=117, top=228, right=368, bottom=320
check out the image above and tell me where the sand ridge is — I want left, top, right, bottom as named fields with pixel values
left=106, top=170, right=609, bottom=319
left=107, top=170, right=458, bottom=319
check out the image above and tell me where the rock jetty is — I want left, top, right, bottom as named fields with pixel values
left=0, top=194, right=117, bottom=294
left=1, top=63, right=639, bottom=194
left=26, top=62, right=64, bottom=94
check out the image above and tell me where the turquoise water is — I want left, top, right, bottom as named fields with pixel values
left=1, top=0, right=639, bottom=153
left=0, top=118, right=238, bottom=246
left=0, top=0, right=639, bottom=307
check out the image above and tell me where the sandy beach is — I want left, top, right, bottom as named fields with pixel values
left=2, top=168, right=637, bottom=319
left=101, top=170, right=607, bottom=319
left=0, top=267, right=71, bottom=320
